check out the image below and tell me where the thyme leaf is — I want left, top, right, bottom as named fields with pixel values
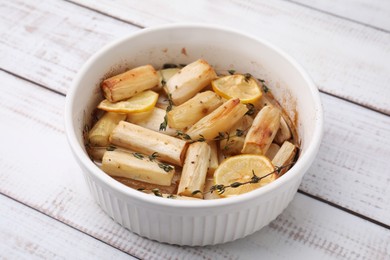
left=192, top=190, right=202, bottom=196
left=228, top=69, right=236, bottom=75
left=257, top=78, right=265, bottom=83
left=158, top=162, right=174, bottom=172
left=262, top=84, right=269, bottom=93
left=152, top=188, right=163, bottom=197
left=176, top=130, right=192, bottom=140
left=162, top=63, right=178, bottom=69
left=235, top=129, right=245, bottom=137
left=244, top=73, right=252, bottom=82
left=215, top=132, right=227, bottom=141
left=196, top=134, right=206, bottom=142
left=245, top=103, right=255, bottom=116
left=148, top=152, right=159, bottom=161
left=161, top=79, right=166, bottom=87
left=230, top=182, right=242, bottom=188
left=132, top=152, right=144, bottom=159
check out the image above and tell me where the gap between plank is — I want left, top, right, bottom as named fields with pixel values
left=319, top=89, right=389, bottom=117
left=63, top=0, right=145, bottom=29
left=0, top=68, right=66, bottom=97
left=284, top=0, right=390, bottom=34
left=298, top=189, right=390, bottom=230
left=0, top=192, right=141, bottom=260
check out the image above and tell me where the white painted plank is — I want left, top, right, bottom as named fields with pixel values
left=0, top=195, right=134, bottom=260
left=0, top=71, right=389, bottom=258
left=68, top=0, right=390, bottom=115
left=304, top=93, right=390, bottom=223
left=0, top=0, right=138, bottom=95
left=292, top=0, right=390, bottom=31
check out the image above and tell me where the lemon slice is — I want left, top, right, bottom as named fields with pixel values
left=98, top=90, right=158, bottom=113
left=212, top=75, right=262, bottom=104
left=213, top=154, right=275, bottom=197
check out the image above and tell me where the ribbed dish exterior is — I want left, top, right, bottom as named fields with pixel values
left=84, top=171, right=302, bottom=246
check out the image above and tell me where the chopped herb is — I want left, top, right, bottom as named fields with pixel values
left=167, top=194, right=176, bottom=199
left=137, top=188, right=145, bottom=191
left=257, top=78, right=265, bottom=83
left=179, top=64, right=187, bottom=68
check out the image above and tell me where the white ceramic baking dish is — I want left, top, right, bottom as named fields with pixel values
left=65, top=24, right=323, bottom=246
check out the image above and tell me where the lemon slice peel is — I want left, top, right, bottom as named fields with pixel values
left=98, top=90, right=158, bottom=113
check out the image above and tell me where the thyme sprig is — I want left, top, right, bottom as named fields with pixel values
left=192, top=163, right=295, bottom=196
left=140, top=162, right=295, bottom=198
left=175, top=128, right=249, bottom=145
left=148, top=152, right=159, bottom=161
left=159, top=93, right=174, bottom=131
left=132, top=152, right=174, bottom=173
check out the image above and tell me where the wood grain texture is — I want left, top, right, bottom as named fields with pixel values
left=0, top=195, right=134, bottom=260
left=303, top=93, right=390, bottom=225
left=291, top=0, right=390, bottom=31
left=0, top=70, right=389, bottom=259
left=69, top=0, right=390, bottom=115
left=0, top=0, right=138, bottom=95
left=1, top=0, right=389, bottom=224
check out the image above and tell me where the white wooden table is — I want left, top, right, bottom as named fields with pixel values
left=1, top=0, right=389, bottom=259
